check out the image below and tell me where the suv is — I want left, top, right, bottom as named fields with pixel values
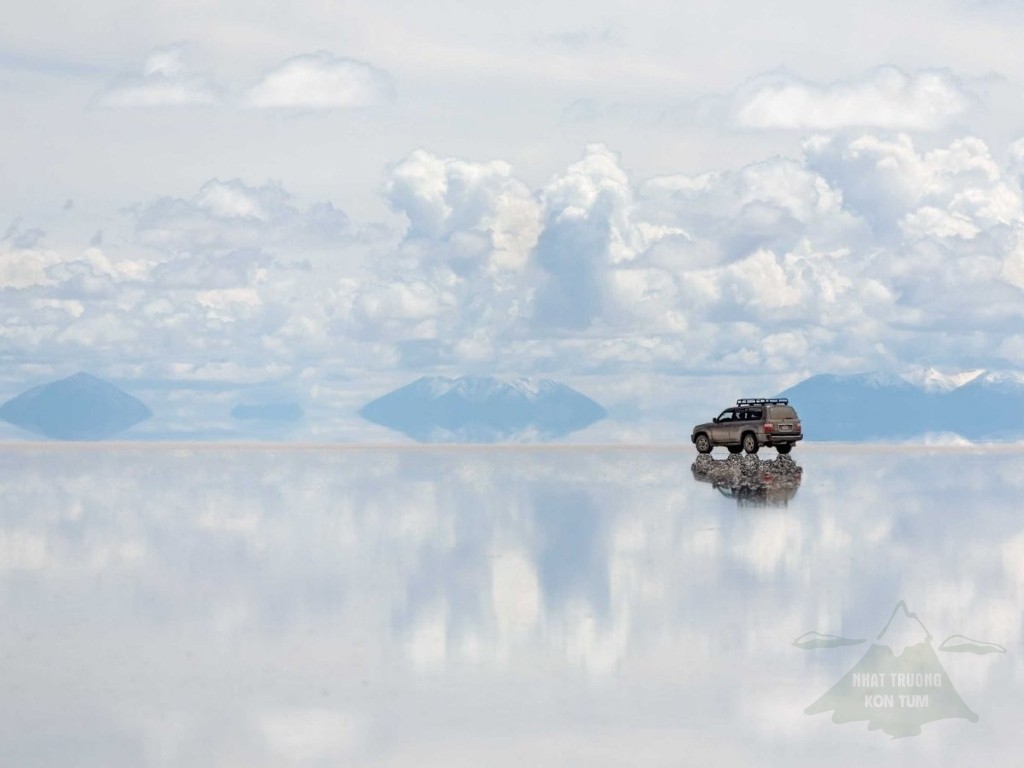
left=691, top=398, right=802, bottom=455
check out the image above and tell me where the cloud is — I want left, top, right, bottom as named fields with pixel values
left=730, top=67, right=974, bottom=131
left=97, top=44, right=219, bottom=108
left=95, top=47, right=395, bottom=112
left=532, top=144, right=639, bottom=330
left=8, top=132, right=1024, bottom=436
left=3, top=219, right=45, bottom=249
left=244, top=52, right=393, bottom=109
left=384, top=149, right=539, bottom=264
left=343, top=135, right=1024, bottom=378
left=0, top=244, right=62, bottom=290
left=805, top=132, right=1005, bottom=217
left=332, top=149, right=541, bottom=357
left=342, top=145, right=830, bottom=368
left=134, top=178, right=350, bottom=251
left=0, top=176, right=366, bottom=414
left=149, top=249, right=273, bottom=290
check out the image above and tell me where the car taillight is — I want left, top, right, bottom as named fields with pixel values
left=764, top=421, right=775, bottom=433
left=796, top=421, right=801, bottom=432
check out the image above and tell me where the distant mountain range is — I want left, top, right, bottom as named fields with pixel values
left=360, top=376, right=607, bottom=442
left=778, top=370, right=1024, bottom=441
left=0, top=372, right=152, bottom=440
left=2, top=368, right=1022, bottom=443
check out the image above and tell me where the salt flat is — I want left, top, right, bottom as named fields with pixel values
left=0, top=445, right=1020, bottom=766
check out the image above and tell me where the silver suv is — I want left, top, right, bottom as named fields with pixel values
left=691, top=398, right=802, bottom=455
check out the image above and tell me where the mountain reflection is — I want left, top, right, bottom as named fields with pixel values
left=690, top=453, right=803, bottom=507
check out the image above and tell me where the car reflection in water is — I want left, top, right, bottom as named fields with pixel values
left=691, top=453, right=803, bottom=507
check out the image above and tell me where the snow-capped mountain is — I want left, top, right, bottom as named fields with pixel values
left=359, top=376, right=607, bottom=442
left=413, top=376, right=563, bottom=401
left=778, top=369, right=1024, bottom=441
left=0, top=372, right=152, bottom=440
left=899, top=366, right=986, bottom=393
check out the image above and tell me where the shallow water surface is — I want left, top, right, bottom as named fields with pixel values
left=0, top=445, right=1021, bottom=766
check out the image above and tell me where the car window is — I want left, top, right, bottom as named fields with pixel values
left=717, top=409, right=734, bottom=422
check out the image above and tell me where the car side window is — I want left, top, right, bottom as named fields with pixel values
left=718, top=409, right=733, bottom=422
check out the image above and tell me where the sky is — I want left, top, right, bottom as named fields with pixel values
left=4, top=0, right=1024, bottom=438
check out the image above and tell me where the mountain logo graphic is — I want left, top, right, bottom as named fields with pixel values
left=796, top=601, right=1006, bottom=738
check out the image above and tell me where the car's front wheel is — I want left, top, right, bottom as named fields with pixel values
left=776, top=443, right=792, bottom=455
left=742, top=432, right=759, bottom=454
left=695, top=433, right=712, bottom=454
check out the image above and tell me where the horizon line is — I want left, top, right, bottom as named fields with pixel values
left=0, top=441, right=1021, bottom=452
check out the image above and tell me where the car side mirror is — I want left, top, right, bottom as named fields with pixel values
left=712, top=417, right=719, bottom=423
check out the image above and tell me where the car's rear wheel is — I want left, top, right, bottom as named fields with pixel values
left=777, top=443, right=792, bottom=455
left=695, top=433, right=712, bottom=454
left=742, top=432, right=759, bottom=454
left=727, top=445, right=742, bottom=454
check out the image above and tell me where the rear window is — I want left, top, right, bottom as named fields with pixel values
left=769, top=405, right=797, bottom=419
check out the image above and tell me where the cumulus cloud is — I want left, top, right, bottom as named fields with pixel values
left=327, top=149, right=541, bottom=360
left=338, top=135, right=1024, bottom=378
left=97, top=44, right=219, bottom=108
left=134, top=178, right=350, bottom=250
left=149, top=249, right=273, bottom=290
left=9, top=132, right=1024, bottom=435
left=531, top=144, right=646, bottom=330
left=0, top=175, right=368, bottom=420
left=803, top=133, right=1010, bottom=226
left=384, top=149, right=539, bottom=269
left=0, top=245, right=62, bottom=290
left=730, top=67, right=974, bottom=131
left=0, top=237, right=156, bottom=366
left=244, top=52, right=393, bottom=110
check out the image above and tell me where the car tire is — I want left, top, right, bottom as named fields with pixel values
left=777, top=443, right=792, bottom=455
left=727, top=445, right=742, bottom=454
left=742, top=432, right=759, bottom=455
left=695, top=433, right=712, bottom=454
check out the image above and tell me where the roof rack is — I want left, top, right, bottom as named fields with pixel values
left=736, top=397, right=789, bottom=405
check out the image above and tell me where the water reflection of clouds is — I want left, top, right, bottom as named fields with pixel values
left=1, top=446, right=1023, bottom=763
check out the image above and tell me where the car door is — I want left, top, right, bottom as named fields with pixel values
left=710, top=408, right=737, bottom=443
left=744, top=407, right=762, bottom=439
left=728, top=408, right=749, bottom=444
